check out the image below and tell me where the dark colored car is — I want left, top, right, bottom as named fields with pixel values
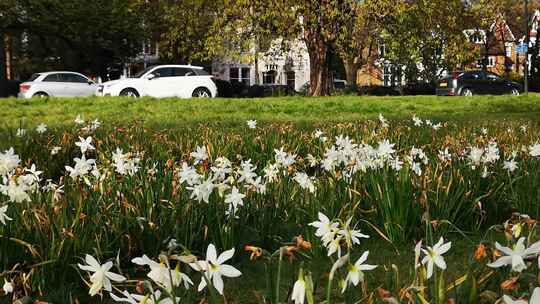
left=436, top=70, right=522, bottom=96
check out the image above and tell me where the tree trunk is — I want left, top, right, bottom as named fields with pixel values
left=343, top=58, right=358, bottom=87
left=306, top=37, right=329, bottom=96
left=4, top=34, right=11, bottom=80
left=0, top=33, right=5, bottom=81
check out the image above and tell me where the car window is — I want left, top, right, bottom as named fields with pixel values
left=61, top=74, right=88, bottom=83
left=152, top=68, right=174, bottom=78
left=43, top=74, right=61, bottom=82
left=486, top=73, right=501, bottom=81
left=172, top=68, right=196, bottom=77
left=27, top=74, right=41, bottom=82
left=461, top=72, right=481, bottom=80
left=132, top=66, right=156, bottom=78
left=193, top=69, right=209, bottom=76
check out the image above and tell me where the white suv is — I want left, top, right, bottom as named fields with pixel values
left=97, top=65, right=218, bottom=98
left=18, top=72, right=97, bottom=98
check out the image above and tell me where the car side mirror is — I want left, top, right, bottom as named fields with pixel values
left=88, top=80, right=95, bottom=85
left=146, top=73, right=157, bottom=80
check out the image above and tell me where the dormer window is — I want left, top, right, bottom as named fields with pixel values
left=378, top=43, right=386, bottom=58
left=464, top=30, right=486, bottom=44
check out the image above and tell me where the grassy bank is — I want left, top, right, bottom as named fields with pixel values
left=1, top=95, right=540, bottom=128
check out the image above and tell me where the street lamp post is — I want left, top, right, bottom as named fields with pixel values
left=524, top=0, right=529, bottom=94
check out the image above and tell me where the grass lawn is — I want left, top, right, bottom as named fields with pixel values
left=1, top=94, right=540, bottom=128
left=1, top=95, right=540, bottom=303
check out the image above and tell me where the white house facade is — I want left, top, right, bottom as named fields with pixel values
left=212, top=40, right=311, bottom=92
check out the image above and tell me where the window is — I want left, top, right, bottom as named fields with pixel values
left=506, top=44, right=512, bottom=57
left=286, top=71, right=295, bottom=89
left=194, top=69, right=209, bottom=76
left=383, top=65, right=391, bottom=86
left=263, top=70, right=276, bottom=84
left=61, top=74, right=88, bottom=83
left=229, top=67, right=250, bottom=85
left=27, top=74, right=41, bottom=82
left=172, top=68, right=195, bottom=76
left=461, top=72, right=482, bottom=80
left=152, top=68, right=173, bottom=78
left=43, top=74, right=60, bottom=82
left=486, top=72, right=501, bottom=81
left=487, top=56, right=496, bottom=67
left=133, top=66, right=156, bottom=78
left=465, top=30, right=485, bottom=44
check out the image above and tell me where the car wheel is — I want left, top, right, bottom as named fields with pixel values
left=120, top=88, right=139, bottom=98
left=511, top=89, right=520, bottom=96
left=461, top=88, right=473, bottom=96
left=192, top=87, right=211, bottom=98
left=33, top=92, right=48, bottom=98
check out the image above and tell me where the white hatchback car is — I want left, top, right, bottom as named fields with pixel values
left=97, top=65, right=217, bottom=98
left=18, top=71, right=97, bottom=98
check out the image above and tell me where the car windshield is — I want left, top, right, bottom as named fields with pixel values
left=131, top=66, right=155, bottom=78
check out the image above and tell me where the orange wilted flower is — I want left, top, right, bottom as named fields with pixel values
left=474, top=244, right=487, bottom=261
left=244, top=245, right=263, bottom=260
left=295, top=235, right=312, bottom=250
left=500, top=277, right=519, bottom=290
left=284, top=246, right=299, bottom=261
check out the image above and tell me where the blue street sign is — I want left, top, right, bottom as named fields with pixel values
left=517, top=44, right=528, bottom=54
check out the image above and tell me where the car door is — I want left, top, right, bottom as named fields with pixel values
left=485, top=72, right=506, bottom=95
left=172, top=67, right=197, bottom=97
left=41, top=73, right=67, bottom=96
left=62, top=73, right=96, bottom=96
left=468, top=71, right=493, bottom=95
left=144, top=67, right=176, bottom=98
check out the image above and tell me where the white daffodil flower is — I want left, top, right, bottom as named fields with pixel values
left=529, top=143, right=540, bottom=157
left=342, top=251, right=377, bottom=293
left=0, top=205, right=12, bottom=225
left=338, top=218, right=369, bottom=249
left=189, top=244, right=241, bottom=295
left=77, top=254, right=126, bottom=296
left=16, top=128, right=26, bottom=137
left=503, top=158, right=518, bottom=172
left=75, top=136, right=95, bottom=154
left=224, top=186, right=245, bottom=214
left=291, top=272, right=306, bottom=304
left=36, top=123, right=47, bottom=134
left=414, top=240, right=423, bottom=269
left=3, top=279, right=13, bottom=294
left=0, top=147, right=20, bottom=176
left=293, top=172, right=316, bottom=193
left=110, top=290, right=179, bottom=304
left=421, top=237, right=451, bottom=279
left=309, top=212, right=339, bottom=246
left=377, top=139, right=396, bottom=158
left=246, top=120, right=257, bottom=129
left=502, top=287, right=540, bottom=304
left=190, top=146, right=208, bottom=165
left=75, top=114, right=85, bottom=125
left=132, top=254, right=193, bottom=291
left=487, top=237, right=540, bottom=273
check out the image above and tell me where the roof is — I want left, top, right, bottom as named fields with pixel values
left=37, top=71, right=85, bottom=75
left=148, top=65, right=204, bottom=69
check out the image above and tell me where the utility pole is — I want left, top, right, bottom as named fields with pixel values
left=524, top=0, right=529, bottom=94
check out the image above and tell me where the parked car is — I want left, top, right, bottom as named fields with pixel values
left=436, top=70, right=522, bottom=96
left=97, top=65, right=217, bottom=98
left=333, top=79, right=347, bottom=90
left=18, top=72, right=97, bottom=98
